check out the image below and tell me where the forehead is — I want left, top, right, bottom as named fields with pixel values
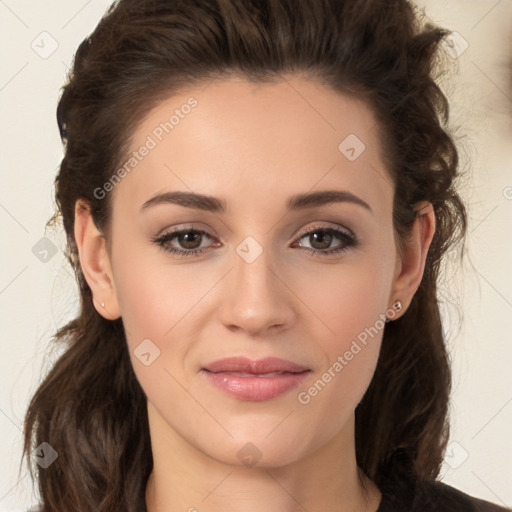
left=111, top=75, right=393, bottom=218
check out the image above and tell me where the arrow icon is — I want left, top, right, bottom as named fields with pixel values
left=32, top=237, right=58, bottom=262
left=30, top=31, right=59, bottom=60
left=134, top=339, right=161, bottom=366
left=338, top=134, right=365, bottom=161
left=236, top=236, right=263, bottom=263
left=33, top=442, right=58, bottom=468
left=236, top=441, right=262, bottom=467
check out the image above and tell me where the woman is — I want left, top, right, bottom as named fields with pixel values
left=22, top=0, right=511, bottom=511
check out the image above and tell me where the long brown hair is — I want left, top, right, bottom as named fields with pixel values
left=23, top=0, right=468, bottom=510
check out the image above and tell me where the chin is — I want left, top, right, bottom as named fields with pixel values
left=199, top=428, right=314, bottom=469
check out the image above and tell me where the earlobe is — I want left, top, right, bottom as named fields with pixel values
left=388, top=201, right=436, bottom=318
left=73, top=199, right=121, bottom=320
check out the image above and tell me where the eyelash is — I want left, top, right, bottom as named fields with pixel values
left=151, top=224, right=359, bottom=258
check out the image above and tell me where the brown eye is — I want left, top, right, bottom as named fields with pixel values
left=292, top=226, right=358, bottom=256
left=308, top=231, right=334, bottom=250
left=152, top=228, right=217, bottom=257
left=176, top=231, right=203, bottom=250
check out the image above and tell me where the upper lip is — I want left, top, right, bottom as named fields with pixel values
left=203, top=356, right=309, bottom=374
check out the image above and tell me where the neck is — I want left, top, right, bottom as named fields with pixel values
left=145, top=402, right=381, bottom=512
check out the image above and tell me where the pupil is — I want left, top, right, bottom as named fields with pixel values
left=312, top=232, right=332, bottom=250
left=180, top=232, right=200, bottom=249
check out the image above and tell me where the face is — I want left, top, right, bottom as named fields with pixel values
left=106, top=75, right=399, bottom=467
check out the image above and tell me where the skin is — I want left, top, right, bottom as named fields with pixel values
left=74, top=74, right=435, bottom=512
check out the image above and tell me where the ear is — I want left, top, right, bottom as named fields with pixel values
left=388, top=201, right=436, bottom=318
left=74, top=199, right=121, bottom=320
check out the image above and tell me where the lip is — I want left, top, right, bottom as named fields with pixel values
left=201, top=357, right=310, bottom=401
left=203, top=356, right=309, bottom=374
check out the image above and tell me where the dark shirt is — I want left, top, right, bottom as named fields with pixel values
left=377, top=479, right=511, bottom=512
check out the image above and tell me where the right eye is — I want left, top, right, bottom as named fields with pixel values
left=152, top=228, right=221, bottom=257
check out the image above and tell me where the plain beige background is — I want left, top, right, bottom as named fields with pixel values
left=0, top=0, right=511, bottom=510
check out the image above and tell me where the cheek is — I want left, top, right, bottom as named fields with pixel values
left=111, top=246, right=222, bottom=399
left=293, top=312, right=385, bottom=448
left=112, top=257, right=207, bottom=404
left=291, top=258, right=391, bottom=413
left=111, top=242, right=207, bottom=341
left=293, top=254, right=392, bottom=345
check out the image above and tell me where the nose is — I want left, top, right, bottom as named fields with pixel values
left=217, top=242, right=297, bottom=337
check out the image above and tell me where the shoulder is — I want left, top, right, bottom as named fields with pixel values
left=412, top=480, right=511, bottom=512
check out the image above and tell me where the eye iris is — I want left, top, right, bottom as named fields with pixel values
left=310, top=231, right=332, bottom=250
left=179, top=231, right=202, bottom=249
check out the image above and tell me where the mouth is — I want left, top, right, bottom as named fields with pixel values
left=201, top=357, right=311, bottom=401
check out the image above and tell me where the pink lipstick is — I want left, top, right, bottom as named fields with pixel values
left=201, top=356, right=310, bottom=401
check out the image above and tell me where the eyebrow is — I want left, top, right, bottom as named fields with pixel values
left=140, top=189, right=372, bottom=214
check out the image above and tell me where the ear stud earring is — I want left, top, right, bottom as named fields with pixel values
left=385, top=300, right=403, bottom=322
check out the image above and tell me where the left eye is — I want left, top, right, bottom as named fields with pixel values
left=152, top=225, right=358, bottom=257
left=293, top=226, right=357, bottom=254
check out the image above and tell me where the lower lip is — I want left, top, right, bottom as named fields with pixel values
left=201, top=370, right=310, bottom=401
